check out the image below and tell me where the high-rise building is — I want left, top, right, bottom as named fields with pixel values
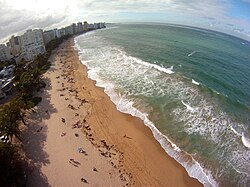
left=77, top=22, right=83, bottom=33
left=43, top=29, right=61, bottom=45
left=96, top=22, right=105, bottom=29
left=8, top=35, right=22, bottom=57
left=0, top=44, right=12, bottom=61
left=72, top=23, right=77, bottom=34
left=88, top=24, right=95, bottom=30
left=65, top=25, right=74, bottom=35
left=83, top=21, right=88, bottom=31
left=42, top=31, right=52, bottom=45
left=20, top=29, right=46, bottom=61
left=59, top=28, right=66, bottom=37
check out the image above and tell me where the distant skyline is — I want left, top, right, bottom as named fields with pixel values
left=0, top=0, right=250, bottom=42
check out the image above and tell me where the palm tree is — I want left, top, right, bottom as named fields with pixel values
left=16, top=68, right=42, bottom=97
left=0, top=101, right=22, bottom=142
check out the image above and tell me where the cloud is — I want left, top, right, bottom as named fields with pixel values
left=0, top=0, right=250, bottom=42
left=0, top=0, right=68, bottom=42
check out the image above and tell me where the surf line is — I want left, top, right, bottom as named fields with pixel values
left=188, top=51, right=196, bottom=57
left=192, top=79, right=200, bottom=85
left=181, top=100, right=196, bottom=112
left=229, top=126, right=250, bottom=149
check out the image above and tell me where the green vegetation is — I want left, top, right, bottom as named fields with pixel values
left=0, top=35, right=70, bottom=186
left=0, top=142, right=25, bottom=187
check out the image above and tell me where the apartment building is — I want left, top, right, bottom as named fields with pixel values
left=0, top=44, right=12, bottom=61
left=77, top=22, right=84, bottom=33
left=8, top=35, right=22, bottom=57
left=83, top=21, right=88, bottom=31
left=43, top=29, right=61, bottom=45
left=65, top=25, right=74, bottom=35
left=20, top=29, right=46, bottom=61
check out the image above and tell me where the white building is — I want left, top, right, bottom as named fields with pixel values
left=97, top=22, right=105, bottom=29
left=8, top=35, right=22, bottom=57
left=72, top=23, right=77, bottom=34
left=20, top=29, right=46, bottom=61
left=83, top=21, right=88, bottom=31
left=59, top=28, right=66, bottom=37
left=88, top=24, right=95, bottom=30
left=77, top=22, right=83, bottom=33
left=43, top=29, right=61, bottom=45
left=0, top=44, right=12, bottom=61
left=65, top=25, right=74, bottom=35
left=42, top=31, right=52, bottom=46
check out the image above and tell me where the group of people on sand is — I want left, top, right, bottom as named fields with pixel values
left=68, top=157, right=98, bottom=184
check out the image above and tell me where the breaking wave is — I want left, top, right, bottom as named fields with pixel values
left=74, top=28, right=250, bottom=186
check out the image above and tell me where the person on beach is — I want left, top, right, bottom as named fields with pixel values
left=81, top=178, right=88, bottom=183
left=78, top=148, right=84, bottom=153
left=61, top=132, right=66, bottom=136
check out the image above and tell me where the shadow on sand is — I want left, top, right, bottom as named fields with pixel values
left=21, top=74, right=57, bottom=187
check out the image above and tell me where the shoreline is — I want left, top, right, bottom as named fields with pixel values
left=22, top=37, right=203, bottom=186
left=73, top=37, right=203, bottom=186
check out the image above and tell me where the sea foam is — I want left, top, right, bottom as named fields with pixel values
left=84, top=59, right=216, bottom=187
left=188, top=51, right=196, bottom=57
left=74, top=35, right=217, bottom=187
left=192, top=79, right=200, bottom=85
left=242, top=133, right=250, bottom=148
left=74, top=25, right=250, bottom=187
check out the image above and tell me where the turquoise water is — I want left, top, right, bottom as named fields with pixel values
left=75, top=24, right=250, bottom=187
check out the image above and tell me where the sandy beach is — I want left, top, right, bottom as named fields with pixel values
left=21, top=37, right=202, bottom=187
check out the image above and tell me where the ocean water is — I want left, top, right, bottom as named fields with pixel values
left=74, top=23, right=250, bottom=187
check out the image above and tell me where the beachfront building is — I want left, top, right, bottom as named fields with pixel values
left=84, top=21, right=88, bottom=31
left=0, top=44, right=12, bottom=61
left=54, top=29, right=61, bottom=38
left=42, top=31, right=52, bottom=45
left=72, top=23, right=77, bottom=34
left=59, top=28, right=66, bottom=37
left=43, top=29, right=61, bottom=45
left=77, top=22, right=84, bottom=33
left=88, top=24, right=95, bottom=30
left=8, top=35, right=22, bottom=57
left=20, top=29, right=46, bottom=61
left=65, top=25, right=74, bottom=35
left=97, top=23, right=105, bottom=29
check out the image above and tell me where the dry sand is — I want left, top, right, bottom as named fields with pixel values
left=22, top=37, right=203, bottom=187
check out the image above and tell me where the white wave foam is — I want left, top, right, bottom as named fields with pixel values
left=229, top=161, right=250, bottom=176
left=94, top=73, right=216, bottom=186
left=181, top=100, right=196, bottom=112
left=229, top=126, right=250, bottom=148
left=74, top=34, right=217, bottom=187
left=75, top=27, right=250, bottom=187
left=192, top=79, right=200, bottom=85
left=229, top=125, right=241, bottom=136
left=188, top=51, right=196, bottom=57
left=242, top=133, right=250, bottom=148
left=135, top=59, right=174, bottom=74
left=93, top=73, right=216, bottom=187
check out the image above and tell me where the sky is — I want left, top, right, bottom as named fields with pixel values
left=0, top=0, right=250, bottom=42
